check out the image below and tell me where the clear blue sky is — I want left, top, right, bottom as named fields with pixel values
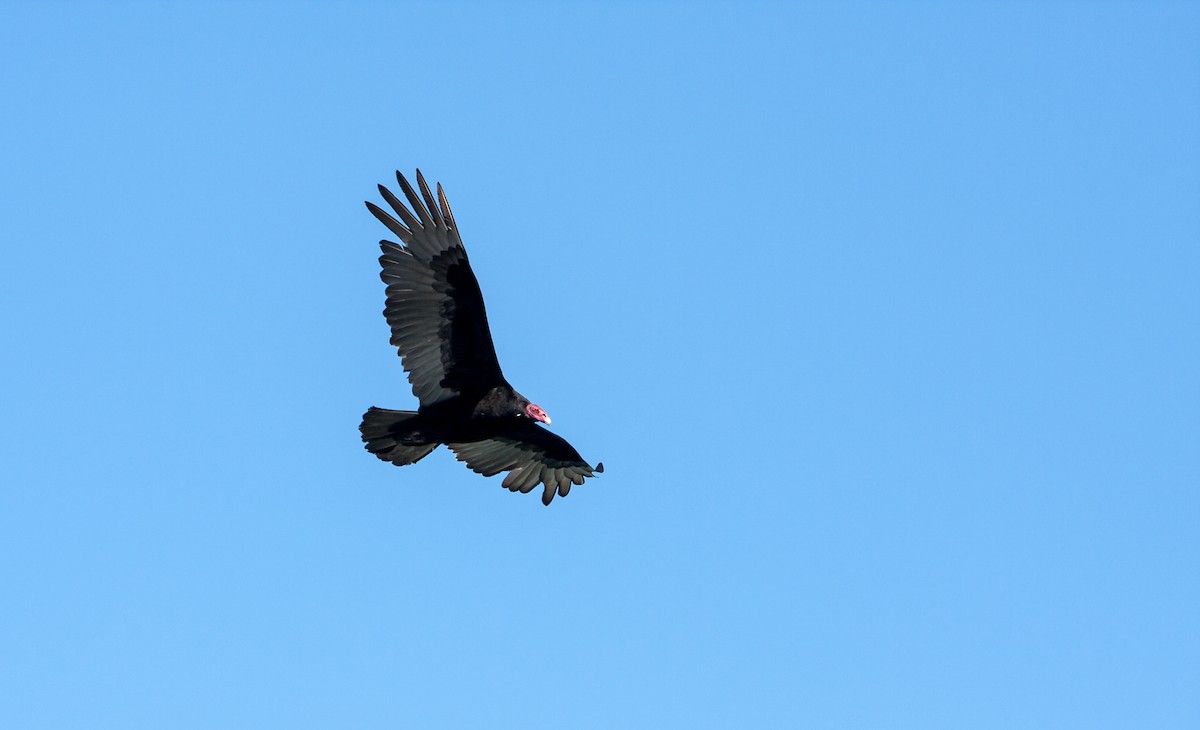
left=1, top=2, right=1197, bottom=727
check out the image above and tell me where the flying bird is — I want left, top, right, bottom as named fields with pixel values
left=359, top=170, right=603, bottom=505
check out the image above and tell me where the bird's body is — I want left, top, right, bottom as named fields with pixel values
left=359, top=170, right=601, bottom=505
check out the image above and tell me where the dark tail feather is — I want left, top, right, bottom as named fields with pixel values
left=360, top=407, right=438, bottom=466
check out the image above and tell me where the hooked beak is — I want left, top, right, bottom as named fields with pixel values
left=525, top=403, right=551, bottom=424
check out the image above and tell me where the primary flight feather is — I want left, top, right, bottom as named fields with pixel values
left=359, top=169, right=602, bottom=505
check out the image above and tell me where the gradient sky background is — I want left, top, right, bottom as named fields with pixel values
left=2, top=2, right=1197, bottom=727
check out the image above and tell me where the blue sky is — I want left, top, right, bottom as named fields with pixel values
left=1, top=1, right=1197, bottom=727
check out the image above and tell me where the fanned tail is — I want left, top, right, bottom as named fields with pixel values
left=360, top=407, right=439, bottom=466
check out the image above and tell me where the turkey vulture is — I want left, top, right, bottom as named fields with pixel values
left=359, top=170, right=603, bottom=505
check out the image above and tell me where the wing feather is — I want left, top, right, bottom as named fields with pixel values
left=436, top=183, right=457, bottom=230
left=397, top=171, right=434, bottom=229
left=365, top=202, right=414, bottom=244
left=417, top=170, right=445, bottom=229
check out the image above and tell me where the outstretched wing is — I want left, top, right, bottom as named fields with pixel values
left=448, top=424, right=604, bottom=506
left=366, top=170, right=505, bottom=406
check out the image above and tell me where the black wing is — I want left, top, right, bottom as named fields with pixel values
left=447, top=424, right=604, bottom=506
left=366, top=170, right=505, bottom=406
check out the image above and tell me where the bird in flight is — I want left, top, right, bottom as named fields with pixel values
left=360, top=170, right=603, bottom=505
